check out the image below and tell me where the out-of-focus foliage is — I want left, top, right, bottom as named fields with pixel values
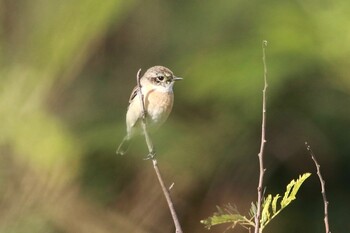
left=0, top=0, right=350, bottom=233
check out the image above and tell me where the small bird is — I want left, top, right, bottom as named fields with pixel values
left=116, top=66, right=182, bottom=155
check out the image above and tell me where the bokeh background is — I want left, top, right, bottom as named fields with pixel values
left=1, top=0, right=349, bottom=232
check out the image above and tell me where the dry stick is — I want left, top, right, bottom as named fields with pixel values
left=254, top=40, right=268, bottom=233
left=136, top=69, right=184, bottom=233
left=305, top=142, right=331, bottom=233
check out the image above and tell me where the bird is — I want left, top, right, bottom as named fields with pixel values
left=116, top=66, right=182, bottom=155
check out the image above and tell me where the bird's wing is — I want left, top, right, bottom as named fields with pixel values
left=129, top=85, right=139, bottom=103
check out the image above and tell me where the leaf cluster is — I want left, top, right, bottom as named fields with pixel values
left=201, top=173, right=311, bottom=232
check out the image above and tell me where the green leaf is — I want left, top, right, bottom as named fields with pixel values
left=261, top=194, right=272, bottom=225
left=272, top=194, right=280, bottom=215
left=201, top=214, right=247, bottom=229
left=249, top=202, right=257, bottom=219
left=290, top=173, right=311, bottom=198
left=201, top=204, right=255, bottom=230
left=261, top=173, right=311, bottom=230
left=281, top=179, right=295, bottom=208
left=201, top=173, right=311, bottom=231
left=281, top=173, right=311, bottom=208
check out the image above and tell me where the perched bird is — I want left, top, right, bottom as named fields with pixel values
left=116, top=66, right=182, bottom=155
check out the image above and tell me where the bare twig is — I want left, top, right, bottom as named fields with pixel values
left=136, top=69, right=154, bottom=154
left=305, top=142, right=331, bottom=233
left=136, top=69, right=183, bottom=233
left=254, top=40, right=268, bottom=233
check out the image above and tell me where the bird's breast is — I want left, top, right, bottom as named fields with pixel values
left=145, top=90, right=174, bottom=126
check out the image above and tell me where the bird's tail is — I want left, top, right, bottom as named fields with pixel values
left=116, top=136, right=131, bottom=155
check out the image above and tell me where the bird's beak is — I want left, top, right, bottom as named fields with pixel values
left=173, top=76, right=183, bottom=81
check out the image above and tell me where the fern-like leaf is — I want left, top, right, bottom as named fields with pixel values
left=201, top=173, right=311, bottom=232
left=260, top=173, right=311, bottom=230
left=201, top=205, right=254, bottom=230
left=280, top=173, right=311, bottom=208
left=201, top=214, right=247, bottom=229
left=290, top=173, right=311, bottom=199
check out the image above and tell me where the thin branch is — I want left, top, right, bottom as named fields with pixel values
left=136, top=69, right=155, bottom=154
left=305, top=142, right=331, bottom=233
left=136, top=69, right=183, bottom=233
left=254, top=40, right=268, bottom=233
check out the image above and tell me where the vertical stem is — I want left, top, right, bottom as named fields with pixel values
left=254, top=40, right=268, bottom=233
left=136, top=69, right=155, bottom=154
left=136, top=69, right=183, bottom=233
left=305, top=142, right=331, bottom=233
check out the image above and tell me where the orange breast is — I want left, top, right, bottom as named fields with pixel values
left=144, top=90, right=174, bottom=126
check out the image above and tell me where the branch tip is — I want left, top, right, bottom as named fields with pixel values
left=305, top=143, right=331, bottom=233
left=254, top=39, right=269, bottom=233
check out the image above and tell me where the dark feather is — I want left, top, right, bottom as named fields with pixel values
left=129, top=86, right=139, bottom=103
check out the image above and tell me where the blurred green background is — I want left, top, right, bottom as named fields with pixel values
left=0, top=0, right=349, bottom=232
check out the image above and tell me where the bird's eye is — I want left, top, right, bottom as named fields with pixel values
left=157, top=76, right=164, bottom=81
